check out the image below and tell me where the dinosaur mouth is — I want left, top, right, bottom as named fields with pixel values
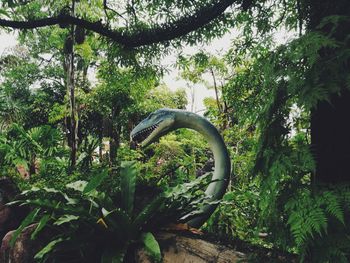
left=131, top=123, right=160, bottom=144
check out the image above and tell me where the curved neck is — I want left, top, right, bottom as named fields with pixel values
left=174, top=111, right=231, bottom=228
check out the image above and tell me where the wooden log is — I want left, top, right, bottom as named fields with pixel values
left=135, top=231, right=246, bottom=263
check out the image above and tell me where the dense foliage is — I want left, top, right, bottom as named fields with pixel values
left=1, top=0, right=350, bottom=262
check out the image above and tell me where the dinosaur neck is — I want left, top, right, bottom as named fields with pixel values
left=174, top=111, right=231, bottom=228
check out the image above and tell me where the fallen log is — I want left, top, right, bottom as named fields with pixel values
left=136, top=231, right=246, bottom=263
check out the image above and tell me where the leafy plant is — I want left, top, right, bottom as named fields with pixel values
left=0, top=124, right=65, bottom=177
left=77, top=135, right=100, bottom=172
left=284, top=186, right=350, bottom=262
left=10, top=161, right=215, bottom=262
left=205, top=182, right=260, bottom=243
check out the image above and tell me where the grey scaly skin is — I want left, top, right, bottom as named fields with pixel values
left=130, top=108, right=231, bottom=228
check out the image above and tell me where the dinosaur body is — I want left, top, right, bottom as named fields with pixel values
left=131, top=108, right=231, bottom=228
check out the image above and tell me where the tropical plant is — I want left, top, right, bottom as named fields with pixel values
left=77, top=135, right=100, bottom=172
left=0, top=124, right=65, bottom=177
left=205, top=182, right=260, bottom=242
left=284, top=186, right=350, bottom=262
left=9, top=161, right=216, bottom=262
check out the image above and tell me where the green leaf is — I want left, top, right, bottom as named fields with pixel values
left=83, top=169, right=108, bottom=194
left=31, top=214, right=51, bottom=240
left=120, top=161, right=137, bottom=216
left=66, top=180, right=88, bottom=192
left=21, top=186, right=41, bottom=195
left=75, top=42, right=93, bottom=61
left=10, top=208, right=40, bottom=247
left=34, top=237, right=65, bottom=260
left=41, top=187, right=61, bottom=193
left=0, top=9, right=10, bottom=18
left=141, top=232, right=161, bottom=263
left=54, top=215, right=79, bottom=226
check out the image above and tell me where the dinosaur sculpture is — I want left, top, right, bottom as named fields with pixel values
left=131, top=108, right=231, bottom=228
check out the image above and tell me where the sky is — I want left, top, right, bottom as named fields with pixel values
left=0, top=32, right=17, bottom=55
left=161, top=31, right=237, bottom=112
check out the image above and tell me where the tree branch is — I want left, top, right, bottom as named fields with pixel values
left=0, top=0, right=236, bottom=48
left=103, top=0, right=128, bottom=25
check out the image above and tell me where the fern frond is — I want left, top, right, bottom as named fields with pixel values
left=322, top=191, right=344, bottom=224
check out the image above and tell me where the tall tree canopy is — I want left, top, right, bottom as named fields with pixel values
left=0, top=0, right=240, bottom=48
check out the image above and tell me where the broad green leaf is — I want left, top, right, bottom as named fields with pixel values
left=34, top=237, right=65, bottom=260
left=83, top=169, right=108, bottom=194
left=26, top=186, right=78, bottom=205
left=66, top=180, right=88, bottom=192
left=120, top=161, right=137, bottom=216
left=54, top=215, right=79, bottom=226
left=6, top=200, right=24, bottom=206
left=19, top=199, right=87, bottom=217
left=10, top=208, right=40, bottom=247
left=62, top=193, right=78, bottom=205
left=141, top=232, right=161, bottom=263
left=31, top=214, right=51, bottom=240
left=21, top=186, right=41, bottom=195
left=42, top=187, right=60, bottom=193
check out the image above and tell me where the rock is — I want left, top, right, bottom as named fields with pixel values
left=0, top=177, right=27, bottom=242
left=0, top=223, right=55, bottom=263
left=0, top=224, right=47, bottom=263
left=135, top=231, right=246, bottom=263
left=0, top=206, right=17, bottom=243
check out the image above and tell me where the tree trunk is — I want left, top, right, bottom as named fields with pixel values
left=311, top=90, right=350, bottom=183
left=210, top=68, right=222, bottom=114
left=307, top=0, right=350, bottom=183
left=99, top=132, right=103, bottom=163
left=108, top=108, right=121, bottom=167
left=66, top=1, right=78, bottom=170
left=67, top=48, right=78, bottom=169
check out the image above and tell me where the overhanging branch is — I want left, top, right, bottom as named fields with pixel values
left=0, top=0, right=236, bottom=47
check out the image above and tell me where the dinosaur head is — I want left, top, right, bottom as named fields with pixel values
left=131, top=108, right=176, bottom=147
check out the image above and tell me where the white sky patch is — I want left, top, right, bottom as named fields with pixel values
left=162, top=30, right=239, bottom=113
left=0, top=32, right=17, bottom=55
left=0, top=32, right=17, bottom=83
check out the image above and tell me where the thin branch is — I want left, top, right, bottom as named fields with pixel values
left=129, top=0, right=138, bottom=24
left=38, top=54, right=54, bottom=63
left=42, top=78, right=65, bottom=88
left=103, top=0, right=128, bottom=25
left=103, top=0, right=110, bottom=22
left=0, top=0, right=237, bottom=48
left=210, top=67, right=223, bottom=114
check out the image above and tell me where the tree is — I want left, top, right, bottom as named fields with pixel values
left=305, top=0, right=350, bottom=184
left=177, top=52, right=233, bottom=129
left=0, top=1, right=238, bottom=48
